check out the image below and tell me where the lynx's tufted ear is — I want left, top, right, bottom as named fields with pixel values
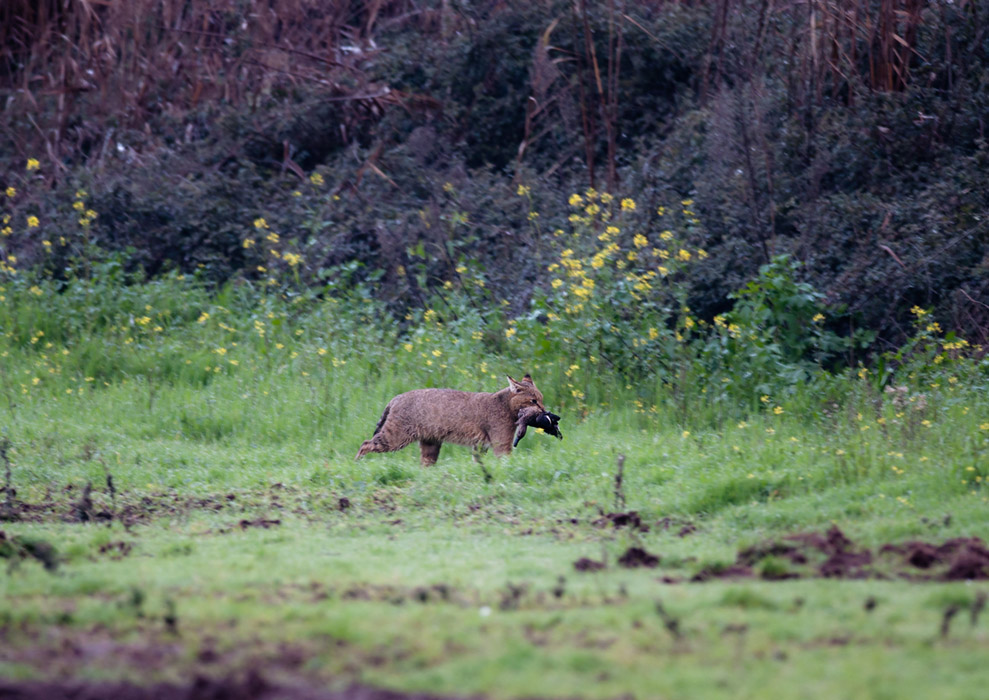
left=507, top=374, right=534, bottom=393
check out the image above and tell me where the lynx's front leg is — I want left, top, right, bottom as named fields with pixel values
left=472, top=445, right=494, bottom=483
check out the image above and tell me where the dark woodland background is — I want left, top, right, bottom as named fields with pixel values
left=2, top=0, right=987, bottom=350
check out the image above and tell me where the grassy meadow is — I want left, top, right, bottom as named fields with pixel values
left=1, top=268, right=988, bottom=699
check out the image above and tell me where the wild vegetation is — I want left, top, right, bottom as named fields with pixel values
left=1, top=1, right=988, bottom=698
left=2, top=0, right=987, bottom=345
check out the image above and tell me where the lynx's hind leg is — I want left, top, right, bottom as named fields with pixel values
left=419, top=440, right=442, bottom=466
left=355, top=403, right=414, bottom=460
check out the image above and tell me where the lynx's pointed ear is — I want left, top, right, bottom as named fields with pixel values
left=507, top=375, right=524, bottom=393
left=522, top=373, right=533, bottom=383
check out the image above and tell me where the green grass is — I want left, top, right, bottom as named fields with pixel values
left=1, top=280, right=988, bottom=698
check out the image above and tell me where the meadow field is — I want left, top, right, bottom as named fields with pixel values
left=1, top=271, right=987, bottom=700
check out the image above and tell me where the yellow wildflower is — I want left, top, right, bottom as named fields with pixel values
left=26, top=158, right=40, bottom=171
left=27, top=215, right=39, bottom=228
left=620, top=198, right=636, bottom=211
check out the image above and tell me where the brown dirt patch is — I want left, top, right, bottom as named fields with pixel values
left=683, top=526, right=989, bottom=582
left=573, top=557, right=606, bottom=572
left=617, top=546, right=660, bottom=569
left=98, top=540, right=134, bottom=559
left=592, top=511, right=650, bottom=532
left=238, top=518, right=282, bottom=530
left=0, top=674, right=477, bottom=700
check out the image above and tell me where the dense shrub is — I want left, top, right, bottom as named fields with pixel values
left=1, top=0, right=986, bottom=354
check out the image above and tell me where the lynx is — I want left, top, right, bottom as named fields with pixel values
left=355, top=374, right=553, bottom=465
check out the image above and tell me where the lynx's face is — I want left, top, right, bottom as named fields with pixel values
left=507, top=374, right=545, bottom=417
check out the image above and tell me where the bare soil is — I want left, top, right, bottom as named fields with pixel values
left=685, top=526, right=989, bottom=582
left=0, top=674, right=477, bottom=700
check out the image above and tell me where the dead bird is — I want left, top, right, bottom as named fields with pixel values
left=513, top=409, right=563, bottom=447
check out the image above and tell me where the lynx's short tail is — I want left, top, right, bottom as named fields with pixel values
left=371, top=403, right=390, bottom=436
